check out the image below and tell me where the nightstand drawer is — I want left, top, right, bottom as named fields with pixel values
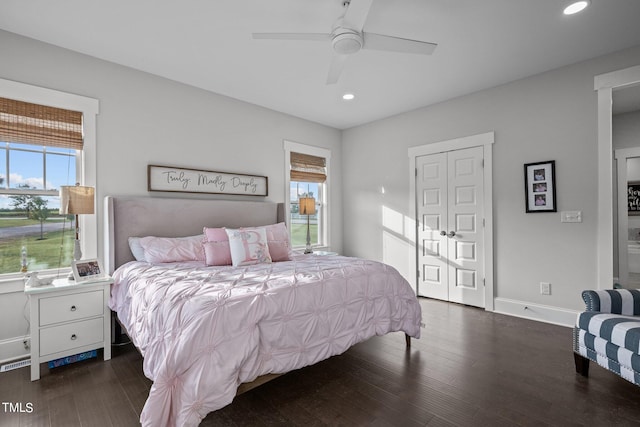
left=39, top=290, right=103, bottom=326
left=39, top=317, right=104, bottom=357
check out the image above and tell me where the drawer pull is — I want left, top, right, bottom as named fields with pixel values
left=70, top=334, right=77, bottom=341
left=70, top=305, right=77, bottom=312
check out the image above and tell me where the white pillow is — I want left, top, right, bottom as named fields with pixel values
left=225, top=227, right=272, bottom=267
left=128, top=237, right=146, bottom=261
left=138, top=235, right=205, bottom=264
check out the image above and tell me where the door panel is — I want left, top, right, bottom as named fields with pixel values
left=447, top=146, right=484, bottom=307
left=417, top=146, right=485, bottom=307
left=416, top=153, right=448, bottom=300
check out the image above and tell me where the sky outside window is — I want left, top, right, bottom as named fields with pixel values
left=290, top=181, right=319, bottom=201
left=0, top=143, right=76, bottom=209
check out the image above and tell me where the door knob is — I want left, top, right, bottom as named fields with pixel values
left=440, top=230, right=447, bottom=236
left=447, top=231, right=456, bottom=238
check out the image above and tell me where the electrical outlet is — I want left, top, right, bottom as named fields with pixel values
left=540, top=282, right=551, bottom=295
left=23, top=339, right=30, bottom=350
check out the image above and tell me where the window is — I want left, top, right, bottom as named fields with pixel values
left=285, top=142, right=330, bottom=249
left=290, top=180, right=322, bottom=247
left=0, top=96, right=83, bottom=275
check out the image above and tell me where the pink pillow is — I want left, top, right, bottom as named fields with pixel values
left=264, top=222, right=292, bottom=262
left=138, top=235, right=205, bottom=264
left=203, top=227, right=231, bottom=266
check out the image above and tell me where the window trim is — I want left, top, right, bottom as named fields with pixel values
left=0, top=78, right=98, bottom=281
left=284, top=140, right=331, bottom=250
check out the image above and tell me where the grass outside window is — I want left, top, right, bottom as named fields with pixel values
left=289, top=223, right=318, bottom=248
left=0, top=214, right=74, bottom=274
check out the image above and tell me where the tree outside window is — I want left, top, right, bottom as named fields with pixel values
left=10, top=185, right=52, bottom=240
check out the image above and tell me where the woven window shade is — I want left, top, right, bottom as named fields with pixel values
left=0, top=97, right=83, bottom=150
left=290, top=152, right=326, bottom=183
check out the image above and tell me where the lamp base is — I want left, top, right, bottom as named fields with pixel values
left=304, top=214, right=313, bottom=254
left=73, top=238, right=82, bottom=261
left=68, top=238, right=82, bottom=281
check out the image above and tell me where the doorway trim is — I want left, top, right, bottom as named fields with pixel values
left=408, top=131, right=495, bottom=311
left=596, top=65, right=640, bottom=289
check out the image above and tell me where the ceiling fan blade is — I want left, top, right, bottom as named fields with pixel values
left=342, top=0, right=373, bottom=32
left=326, top=54, right=349, bottom=85
left=363, top=32, right=437, bottom=55
left=252, top=32, right=331, bottom=41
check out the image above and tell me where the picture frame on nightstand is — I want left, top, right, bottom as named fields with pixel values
left=71, top=258, right=104, bottom=282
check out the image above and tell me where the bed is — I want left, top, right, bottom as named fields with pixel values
left=105, top=196, right=422, bottom=427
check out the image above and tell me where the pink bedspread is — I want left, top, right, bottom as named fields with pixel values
left=110, top=254, right=422, bottom=426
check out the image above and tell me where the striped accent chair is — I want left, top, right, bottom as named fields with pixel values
left=574, top=289, right=640, bottom=386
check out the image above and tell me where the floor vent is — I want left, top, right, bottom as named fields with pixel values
left=0, top=359, right=31, bottom=373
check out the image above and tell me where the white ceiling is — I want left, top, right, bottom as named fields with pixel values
left=1, top=0, right=640, bottom=129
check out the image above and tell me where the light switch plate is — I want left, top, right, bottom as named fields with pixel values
left=561, top=210, right=582, bottom=223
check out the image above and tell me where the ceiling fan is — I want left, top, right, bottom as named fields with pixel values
left=252, top=0, right=438, bottom=84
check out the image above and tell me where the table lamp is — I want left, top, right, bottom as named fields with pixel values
left=299, top=196, right=316, bottom=254
left=59, top=184, right=95, bottom=271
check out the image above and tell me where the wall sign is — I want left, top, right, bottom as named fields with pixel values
left=628, top=181, right=640, bottom=216
left=148, top=165, right=268, bottom=196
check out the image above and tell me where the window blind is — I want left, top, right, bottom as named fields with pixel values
left=290, top=152, right=326, bottom=183
left=0, top=97, right=83, bottom=150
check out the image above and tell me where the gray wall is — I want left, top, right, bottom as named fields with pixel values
left=614, top=110, right=640, bottom=150
left=0, top=30, right=342, bottom=362
left=342, top=45, right=640, bottom=314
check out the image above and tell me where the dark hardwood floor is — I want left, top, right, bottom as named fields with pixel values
left=2, top=298, right=640, bottom=426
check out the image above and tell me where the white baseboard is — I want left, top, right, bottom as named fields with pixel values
left=493, top=297, right=578, bottom=328
left=0, top=337, right=30, bottom=365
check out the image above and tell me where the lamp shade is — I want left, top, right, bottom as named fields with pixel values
left=59, top=185, right=95, bottom=215
left=299, top=197, right=316, bottom=215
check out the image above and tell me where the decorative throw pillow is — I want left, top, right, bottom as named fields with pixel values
left=264, top=222, right=292, bottom=262
left=138, top=235, right=205, bottom=264
left=225, top=227, right=272, bottom=266
left=203, top=227, right=231, bottom=266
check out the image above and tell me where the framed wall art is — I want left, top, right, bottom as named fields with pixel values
left=148, top=165, right=268, bottom=197
left=524, top=160, right=557, bottom=213
left=628, top=181, right=640, bottom=216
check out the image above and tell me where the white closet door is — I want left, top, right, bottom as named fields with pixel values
left=416, top=146, right=485, bottom=308
left=416, top=152, right=449, bottom=301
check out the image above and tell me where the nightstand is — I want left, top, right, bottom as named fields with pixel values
left=313, top=251, right=338, bottom=256
left=310, top=250, right=338, bottom=256
left=24, top=276, right=113, bottom=381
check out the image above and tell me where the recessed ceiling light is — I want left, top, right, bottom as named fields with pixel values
left=563, top=1, right=589, bottom=15
left=342, top=93, right=355, bottom=101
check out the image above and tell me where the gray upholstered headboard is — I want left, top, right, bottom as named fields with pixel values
left=104, top=196, right=285, bottom=273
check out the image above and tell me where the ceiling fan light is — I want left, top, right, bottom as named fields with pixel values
left=332, top=32, right=363, bottom=55
left=563, top=1, right=589, bottom=15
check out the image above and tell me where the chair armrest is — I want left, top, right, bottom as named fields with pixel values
left=581, top=289, right=640, bottom=315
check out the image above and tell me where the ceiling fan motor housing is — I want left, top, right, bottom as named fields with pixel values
left=332, top=30, right=363, bottom=54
